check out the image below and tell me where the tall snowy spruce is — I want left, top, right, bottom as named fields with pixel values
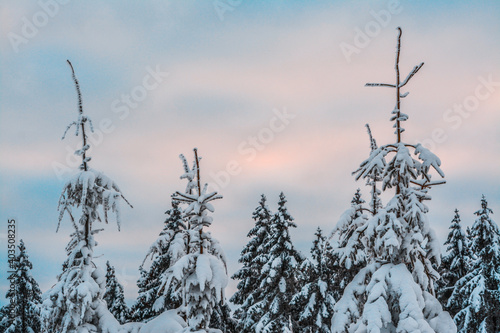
left=448, top=196, right=500, bottom=332
left=0, top=240, right=42, bottom=332
left=254, top=192, right=303, bottom=333
left=230, top=194, right=273, bottom=333
left=103, top=261, right=130, bottom=324
left=130, top=200, right=185, bottom=322
left=160, top=149, right=229, bottom=332
left=291, top=227, right=336, bottom=333
left=436, top=209, right=471, bottom=316
left=331, top=28, right=456, bottom=333
left=41, top=60, right=132, bottom=332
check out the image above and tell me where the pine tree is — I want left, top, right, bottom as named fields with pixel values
left=328, top=189, right=368, bottom=301
left=104, top=261, right=130, bottom=324
left=231, top=194, right=273, bottom=333
left=160, top=149, right=229, bottom=332
left=292, top=228, right=336, bottom=333
left=436, top=209, right=471, bottom=316
left=41, top=60, right=132, bottom=332
left=331, top=28, right=455, bottom=333
left=130, top=200, right=185, bottom=322
left=1, top=240, right=42, bottom=333
left=254, top=192, right=303, bottom=333
left=449, top=196, right=500, bottom=332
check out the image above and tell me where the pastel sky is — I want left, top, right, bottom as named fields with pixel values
left=1, top=0, right=499, bottom=306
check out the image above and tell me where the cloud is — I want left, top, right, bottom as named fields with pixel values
left=1, top=0, right=499, bottom=307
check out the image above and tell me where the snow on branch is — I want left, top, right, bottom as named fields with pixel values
left=399, top=62, right=424, bottom=88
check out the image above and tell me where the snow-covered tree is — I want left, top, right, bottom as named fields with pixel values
left=41, top=60, right=132, bottom=332
left=436, top=209, right=471, bottom=316
left=103, top=261, right=130, bottom=324
left=292, top=227, right=336, bottom=333
left=448, top=196, right=500, bottom=332
left=130, top=200, right=185, bottom=322
left=161, top=149, right=229, bottom=332
left=230, top=194, right=273, bottom=333
left=209, top=301, right=237, bottom=333
left=328, top=189, right=368, bottom=300
left=331, top=28, right=455, bottom=333
left=1, top=240, right=42, bottom=333
left=254, top=192, right=303, bottom=333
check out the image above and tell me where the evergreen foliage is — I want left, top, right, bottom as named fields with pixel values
left=253, top=192, right=303, bottom=333
left=0, top=240, right=42, bottom=333
left=292, top=228, right=336, bottom=333
left=130, top=201, right=185, bottom=322
left=104, top=261, right=130, bottom=324
left=230, top=194, right=273, bottom=333
left=436, top=209, right=471, bottom=316
left=449, top=196, right=500, bottom=332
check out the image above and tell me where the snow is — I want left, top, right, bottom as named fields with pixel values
left=137, top=310, right=186, bottom=333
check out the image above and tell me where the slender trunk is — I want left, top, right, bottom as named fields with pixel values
left=395, top=27, right=402, bottom=196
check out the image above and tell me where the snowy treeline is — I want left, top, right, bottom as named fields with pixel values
left=2, top=28, right=500, bottom=333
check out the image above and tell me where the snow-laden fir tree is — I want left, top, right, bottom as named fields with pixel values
left=41, top=60, right=132, bottom=332
left=0, top=240, right=42, bottom=333
left=103, top=261, right=130, bottom=324
left=327, top=189, right=368, bottom=301
left=448, top=196, right=500, bottom=332
left=254, top=192, right=303, bottom=333
left=291, top=227, right=336, bottom=333
left=129, top=200, right=185, bottom=322
left=436, top=209, right=471, bottom=316
left=160, top=149, right=229, bottom=332
left=331, top=28, right=456, bottom=333
left=230, top=194, right=273, bottom=333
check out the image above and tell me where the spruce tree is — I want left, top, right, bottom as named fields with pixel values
left=230, top=194, right=273, bottom=332
left=331, top=28, right=455, bottom=333
left=292, top=227, right=336, bottom=333
left=161, top=149, right=229, bottom=332
left=104, top=261, right=130, bottom=324
left=41, top=60, right=132, bottom=332
left=436, top=209, right=471, bottom=316
left=449, top=196, right=500, bottom=332
left=1, top=240, right=42, bottom=333
left=130, top=200, right=185, bottom=322
left=254, top=192, right=303, bottom=333
left=328, top=189, right=368, bottom=301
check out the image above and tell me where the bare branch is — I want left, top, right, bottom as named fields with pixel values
left=365, top=83, right=396, bottom=88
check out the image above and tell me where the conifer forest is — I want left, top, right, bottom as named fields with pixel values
left=1, top=2, right=499, bottom=333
